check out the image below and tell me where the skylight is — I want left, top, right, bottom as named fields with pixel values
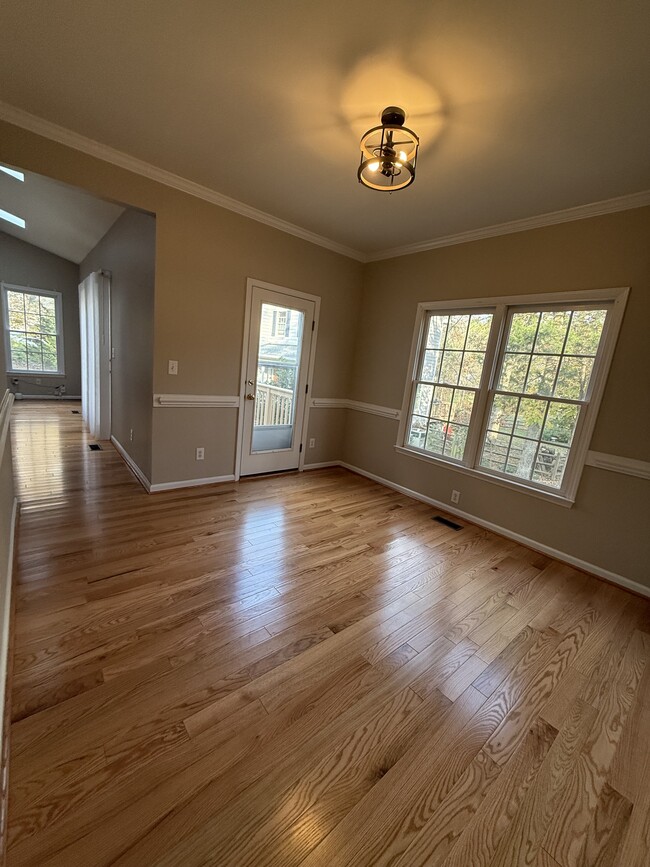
left=0, top=208, right=26, bottom=229
left=0, top=165, right=25, bottom=182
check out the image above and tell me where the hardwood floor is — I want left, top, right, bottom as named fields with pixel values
left=7, top=401, right=650, bottom=866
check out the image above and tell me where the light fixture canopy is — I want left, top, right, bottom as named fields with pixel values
left=358, top=106, right=419, bottom=191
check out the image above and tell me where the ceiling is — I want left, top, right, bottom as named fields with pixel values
left=0, top=0, right=648, bottom=257
left=0, top=167, right=124, bottom=263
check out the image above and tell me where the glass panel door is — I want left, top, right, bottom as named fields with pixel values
left=252, top=303, right=305, bottom=453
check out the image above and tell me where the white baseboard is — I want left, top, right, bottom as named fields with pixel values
left=14, top=394, right=81, bottom=400
left=303, top=461, right=341, bottom=470
left=336, top=461, right=650, bottom=599
left=149, top=474, right=236, bottom=492
left=0, top=498, right=18, bottom=751
left=110, top=436, right=151, bottom=493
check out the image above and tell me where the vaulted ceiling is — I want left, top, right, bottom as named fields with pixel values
left=0, top=169, right=124, bottom=263
left=0, top=0, right=648, bottom=257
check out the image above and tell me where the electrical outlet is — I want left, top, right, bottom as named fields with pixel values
left=309, top=438, right=316, bottom=448
left=168, top=360, right=178, bottom=375
left=196, top=447, right=205, bottom=461
left=36, top=377, right=42, bottom=385
left=451, top=490, right=461, bottom=504
left=129, top=429, right=134, bottom=441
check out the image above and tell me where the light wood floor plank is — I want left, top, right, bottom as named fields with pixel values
left=6, top=402, right=650, bottom=866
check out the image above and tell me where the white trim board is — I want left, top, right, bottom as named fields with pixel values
left=0, top=101, right=363, bottom=263
left=153, top=394, right=240, bottom=408
left=14, top=394, right=81, bottom=401
left=110, top=436, right=151, bottom=493
left=366, top=191, right=650, bottom=262
left=1, top=101, right=648, bottom=265
left=333, top=461, right=650, bottom=599
left=0, top=498, right=18, bottom=764
left=585, top=451, right=650, bottom=480
left=150, top=474, right=236, bottom=493
left=310, top=398, right=401, bottom=420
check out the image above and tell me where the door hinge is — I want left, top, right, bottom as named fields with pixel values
left=299, top=443, right=303, bottom=453
left=305, top=383, right=309, bottom=394
left=312, top=320, right=315, bottom=331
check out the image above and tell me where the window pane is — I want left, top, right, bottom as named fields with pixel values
left=7, top=291, right=24, bottom=312
left=533, top=444, right=570, bottom=488
left=513, top=397, right=547, bottom=440
left=498, top=353, right=529, bottom=392
left=439, top=351, right=462, bottom=385
left=25, top=312, right=41, bottom=332
left=554, top=356, right=594, bottom=400
left=525, top=355, right=559, bottom=396
left=449, top=389, right=474, bottom=425
left=533, top=311, right=571, bottom=354
left=43, top=352, right=58, bottom=371
left=25, top=294, right=40, bottom=315
left=8, top=309, right=25, bottom=330
left=443, top=423, right=469, bottom=460
left=12, top=351, right=27, bottom=369
left=542, top=403, right=579, bottom=446
left=505, top=436, right=538, bottom=479
left=480, top=431, right=510, bottom=472
left=425, top=420, right=446, bottom=454
left=431, top=386, right=453, bottom=421
left=564, top=309, right=607, bottom=355
left=507, top=312, right=539, bottom=352
left=426, top=315, right=448, bottom=349
left=10, top=333, right=27, bottom=368
left=421, top=349, right=443, bottom=382
left=413, top=383, right=433, bottom=417
left=407, top=415, right=428, bottom=448
left=458, top=352, right=484, bottom=387
left=466, top=314, right=492, bottom=351
left=488, top=394, right=518, bottom=435
left=445, top=315, right=469, bottom=350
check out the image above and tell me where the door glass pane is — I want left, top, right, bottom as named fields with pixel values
left=252, top=303, right=304, bottom=453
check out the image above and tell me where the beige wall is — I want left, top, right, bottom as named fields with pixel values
left=0, top=231, right=81, bottom=396
left=81, top=209, right=156, bottom=481
left=2, top=119, right=647, bottom=585
left=0, top=121, right=362, bottom=488
left=346, top=207, right=650, bottom=586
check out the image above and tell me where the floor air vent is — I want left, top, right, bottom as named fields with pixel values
left=88, top=444, right=102, bottom=451
left=432, top=515, right=463, bottom=531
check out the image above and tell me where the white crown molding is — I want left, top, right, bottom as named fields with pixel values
left=586, top=450, right=650, bottom=480
left=366, top=191, right=650, bottom=262
left=0, top=100, right=365, bottom=263
left=337, top=461, right=650, bottom=598
left=2, top=101, right=649, bottom=265
left=153, top=394, right=240, bottom=408
left=310, top=397, right=401, bottom=420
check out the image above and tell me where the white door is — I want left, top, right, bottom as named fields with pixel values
left=79, top=271, right=111, bottom=440
left=239, top=283, right=316, bottom=476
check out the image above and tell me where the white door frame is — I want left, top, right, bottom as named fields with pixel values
left=235, top=277, right=320, bottom=480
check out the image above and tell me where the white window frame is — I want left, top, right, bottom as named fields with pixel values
left=396, top=287, right=629, bottom=506
left=2, top=282, right=65, bottom=376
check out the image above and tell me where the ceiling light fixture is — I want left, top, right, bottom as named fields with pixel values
left=358, top=106, right=419, bottom=191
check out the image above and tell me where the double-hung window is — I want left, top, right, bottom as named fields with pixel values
left=398, top=288, right=628, bottom=504
left=2, top=283, right=64, bottom=374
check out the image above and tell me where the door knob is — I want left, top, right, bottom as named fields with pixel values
left=246, top=393, right=256, bottom=400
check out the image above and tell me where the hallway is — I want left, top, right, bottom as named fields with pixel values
left=6, top=402, right=650, bottom=866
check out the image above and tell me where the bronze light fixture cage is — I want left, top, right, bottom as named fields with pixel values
left=358, top=106, right=419, bottom=191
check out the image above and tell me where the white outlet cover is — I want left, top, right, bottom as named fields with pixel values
left=168, top=360, right=178, bottom=375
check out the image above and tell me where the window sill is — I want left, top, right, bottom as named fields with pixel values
left=394, top=444, right=575, bottom=508
left=7, top=371, right=66, bottom=378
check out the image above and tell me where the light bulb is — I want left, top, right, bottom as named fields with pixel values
left=399, top=151, right=407, bottom=162
left=394, top=162, right=402, bottom=169
left=368, top=161, right=380, bottom=172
